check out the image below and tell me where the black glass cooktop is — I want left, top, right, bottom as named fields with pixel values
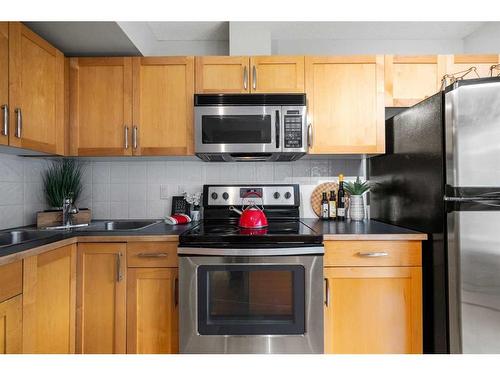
left=179, top=219, right=322, bottom=247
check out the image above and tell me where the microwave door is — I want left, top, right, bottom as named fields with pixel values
left=195, top=106, right=281, bottom=154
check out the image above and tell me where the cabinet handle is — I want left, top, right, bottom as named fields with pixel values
left=15, top=108, right=22, bottom=138
left=133, top=126, right=138, bottom=149
left=1, top=104, right=7, bottom=136
left=124, top=126, right=129, bottom=149
left=307, top=123, right=313, bottom=148
left=116, top=252, right=123, bottom=282
left=324, top=277, right=330, bottom=307
left=137, top=252, right=168, bottom=258
left=243, top=66, right=248, bottom=90
left=124, top=126, right=129, bottom=150
left=252, top=65, right=257, bottom=90
left=174, top=276, right=179, bottom=307
left=357, top=251, right=389, bottom=257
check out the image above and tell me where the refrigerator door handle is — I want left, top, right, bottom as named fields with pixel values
left=444, top=196, right=500, bottom=207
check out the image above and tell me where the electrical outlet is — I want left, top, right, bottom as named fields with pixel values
left=160, top=185, right=169, bottom=200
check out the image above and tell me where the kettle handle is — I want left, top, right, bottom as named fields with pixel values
left=241, top=191, right=265, bottom=212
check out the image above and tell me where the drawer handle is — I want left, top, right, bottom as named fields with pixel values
left=137, top=252, right=169, bottom=258
left=357, top=251, right=389, bottom=257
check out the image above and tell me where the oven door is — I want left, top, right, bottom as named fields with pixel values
left=194, top=106, right=282, bottom=154
left=179, top=255, right=324, bottom=354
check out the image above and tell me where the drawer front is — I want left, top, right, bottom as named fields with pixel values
left=127, top=242, right=178, bottom=268
left=324, top=241, right=422, bottom=267
left=0, top=261, right=23, bottom=303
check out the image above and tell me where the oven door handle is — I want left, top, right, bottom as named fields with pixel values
left=177, top=246, right=324, bottom=256
left=275, top=110, right=280, bottom=149
left=324, top=277, right=330, bottom=307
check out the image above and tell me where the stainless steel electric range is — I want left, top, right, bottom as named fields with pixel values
left=178, top=184, right=324, bottom=354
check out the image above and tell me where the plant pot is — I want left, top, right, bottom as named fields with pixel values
left=349, top=195, right=365, bottom=221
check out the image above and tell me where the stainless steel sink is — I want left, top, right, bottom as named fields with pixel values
left=102, top=220, right=160, bottom=231
left=0, top=230, right=56, bottom=248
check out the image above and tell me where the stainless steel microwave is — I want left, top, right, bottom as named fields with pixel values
left=194, top=94, right=308, bottom=162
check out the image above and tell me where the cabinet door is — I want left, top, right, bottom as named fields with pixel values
left=0, top=22, right=8, bottom=146
left=305, top=56, right=385, bottom=154
left=22, top=244, right=76, bottom=354
left=69, top=57, right=132, bottom=156
left=9, top=22, right=64, bottom=154
left=324, top=266, right=422, bottom=354
left=447, top=54, right=500, bottom=80
left=195, top=56, right=250, bottom=93
left=250, top=56, right=305, bottom=93
left=77, top=243, right=127, bottom=354
left=0, top=294, right=22, bottom=354
left=132, top=57, right=194, bottom=156
left=385, top=55, right=447, bottom=107
left=127, top=268, right=178, bottom=354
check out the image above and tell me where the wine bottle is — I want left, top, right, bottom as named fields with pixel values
left=321, top=192, right=329, bottom=220
left=337, top=174, right=346, bottom=221
left=328, top=190, right=337, bottom=220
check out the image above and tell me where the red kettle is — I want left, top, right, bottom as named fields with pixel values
left=229, top=192, right=268, bottom=229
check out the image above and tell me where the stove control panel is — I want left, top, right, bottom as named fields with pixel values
left=205, top=185, right=298, bottom=207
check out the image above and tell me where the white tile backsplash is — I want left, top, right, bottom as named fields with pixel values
left=0, top=154, right=51, bottom=230
left=74, top=158, right=366, bottom=220
left=0, top=153, right=366, bottom=229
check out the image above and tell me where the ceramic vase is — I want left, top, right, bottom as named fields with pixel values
left=349, top=195, right=365, bottom=221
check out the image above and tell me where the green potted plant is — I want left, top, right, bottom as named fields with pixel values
left=43, top=159, right=83, bottom=209
left=344, top=176, right=370, bottom=221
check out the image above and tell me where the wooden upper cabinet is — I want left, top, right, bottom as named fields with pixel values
left=70, top=57, right=132, bottom=156
left=76, top=243, right=127, bottom=354
left=385, top=55, right=447, bottom=107
left=446, top=54, right=500, bottom=80
left=8, top=22, right=64, bottom=154
left=196, top=56, right=250, bottom=93
left=132, top=57, right=194, bottom=156
left=22, top=244, right=76, bottom=354
left=305, top=55, right=385, bottom=154
left=324, top=266, right=422, bottom=354
left=250, top=56, right=305, bottom=93
left=127, top=268, right=179, bottom=354
left=0, top=23, right=8, bottom=146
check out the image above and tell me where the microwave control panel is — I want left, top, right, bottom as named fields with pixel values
left=283, top=115, right=303, bottom=148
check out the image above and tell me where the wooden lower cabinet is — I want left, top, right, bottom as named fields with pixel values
left=76, top=243, right=127, bottom=354
left=22, top=244, right=77, bottom=353
left=0, top=295, right=22, bottom=354
left=127, top=268, right=179, bottom=354
left=324, top=266, right=422, bottom=354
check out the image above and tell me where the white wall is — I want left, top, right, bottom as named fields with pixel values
left=271, top=39, right=465, bottom=55
left=464, top=23, right=500, bottom=53
left=0, top=154, right=49, bottom=230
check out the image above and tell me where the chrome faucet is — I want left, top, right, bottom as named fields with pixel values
left=62, top=197, right=79, bottom=227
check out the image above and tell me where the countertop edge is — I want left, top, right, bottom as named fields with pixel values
left=0, top=234, right=180, bottom=266
left=323, top=233, right=428, bottom=241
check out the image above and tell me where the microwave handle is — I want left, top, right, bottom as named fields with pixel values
left=275, top=110, right=280, bottom=149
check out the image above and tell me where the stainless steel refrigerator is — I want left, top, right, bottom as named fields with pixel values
left=370, top=77, right=500, bottom=354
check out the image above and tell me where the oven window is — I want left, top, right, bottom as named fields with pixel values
left=202, top=115, right=272, bottom=144
left=197, top=265, right=305, bottom=335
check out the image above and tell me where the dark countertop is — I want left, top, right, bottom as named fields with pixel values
left=0, top=219, right=426, bottom=263
left=0, top=220, right=198, bottom=260
left=301, top=218, right=427, bottom=240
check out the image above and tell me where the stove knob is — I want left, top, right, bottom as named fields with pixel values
left=222, top=192, right=229, bottom=200
left=211, top=192, right=218, bottom=200
left=284, top=192, right=292, bottom=199
left=273, top=192, right=280, bottom=199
